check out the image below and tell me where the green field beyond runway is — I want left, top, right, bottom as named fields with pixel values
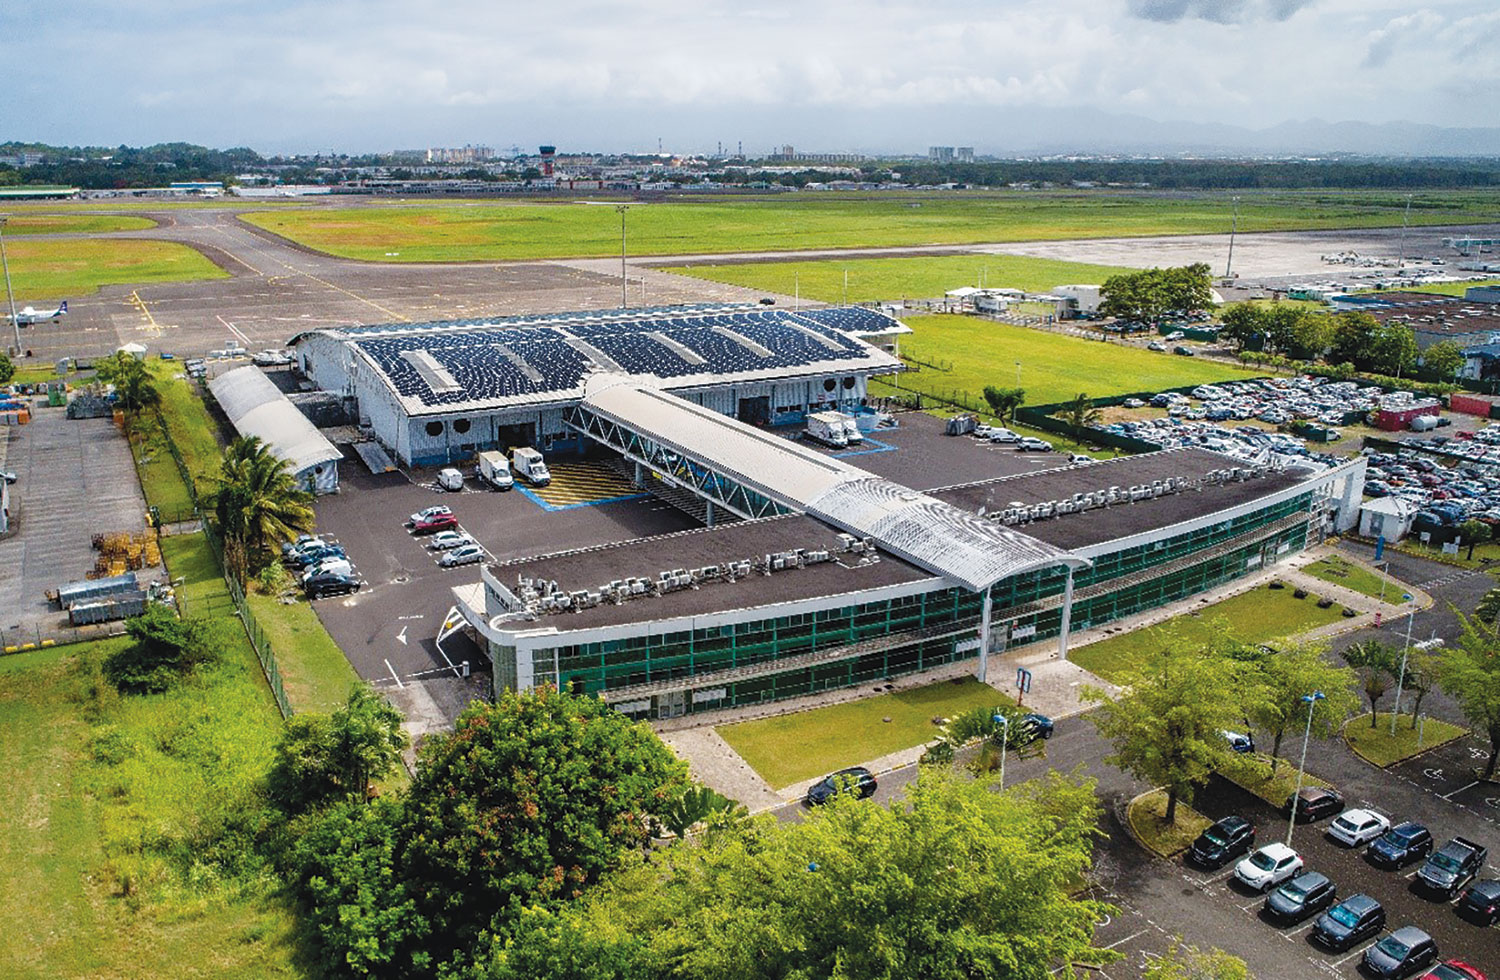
left=0, top=238, right=227, bottom=300
left=0, top=213, right=155, bottom=235
left=239, top=190, right=1500, bottom=263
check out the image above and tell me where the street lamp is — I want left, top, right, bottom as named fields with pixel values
left=1390, top=596, right=1416, bottom=735
left=1224, top=196, right=1240, bottom=280
left=993, top=713, right=1010, bottom=790
left=1286, top=690, right=1326, bottom=848
left=0, top=216, right=20, bottom=355
left=615, top=204, right=629, bottom=309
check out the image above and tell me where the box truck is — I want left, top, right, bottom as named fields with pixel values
left=510, top=447, right=551, bottom=486
left=476, top=450, right=514, bottom=490
left=836, top=412, right=863, bottom=445
left=805, top=411, right=849, bottom=448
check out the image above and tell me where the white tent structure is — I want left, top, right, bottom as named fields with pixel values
left=209, top=366, right=341, bottom=494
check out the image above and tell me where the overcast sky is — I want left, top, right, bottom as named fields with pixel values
left=4, top=0, right=1496, bottom=155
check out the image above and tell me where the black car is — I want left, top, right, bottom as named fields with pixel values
left=304, top=571, right=361, bottom=600
left=1367, top=821, right=1433, bottom=870
left=1006, top=712, right=1054, bottom=747
left=1285, top=786, right=1344, bottom=824
left=1456, top=879, right=1500, bottom=926
left=804, top=767, right=877, bottom=806
left=1264, top=870, right=1335, bottom=924
left=1187, top=815, right=1255, bottom=869
left=1021, top=712, right=1054, bottom=739
left=1311, top=893, right=1386, bottom=951
left=1363, top=926, right=1438, bottom=979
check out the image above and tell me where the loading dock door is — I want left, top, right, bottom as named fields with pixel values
left=737, top=395, right=771, bottom=426
left=496, top=422, right=537, bottom=451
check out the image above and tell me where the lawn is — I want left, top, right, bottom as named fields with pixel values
left=0, top=637, right=305, bottom=978
left=1220, top=752, right=1332, bottom=807
left=1301, top=555, right=1408, bottom=603
left=0, top=238, right=227, bottom=301
left=126, top=412, right=197, bottom=519
left=881, top=314, right=1261, bottom=408
left=245, top=590, right=360, bottom=715
left=0, top=213, right=155, bottom=235
left=717, top=677, right=1013, bottom=789
left=239, top=189, right=1500, bottom=263
left=1344, top=713, right=1468, bottom=767
left=149, top=361, right=226, bottom=496
left=1070, top=583, right=1349, bottom=683
left=662, top=253, right=1136, bottom=304
left=1127, top=790, right=1211, bottom=859
left=1372, top=278, right=1500, bottom=298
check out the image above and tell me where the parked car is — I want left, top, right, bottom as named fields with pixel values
left=1221, top=729, right=1255, bottom=754
left=1123, top=398, right=1145, bottom=408
left=285, top=544, right=346, bottom=569
left=281, top=533, right=321, bottom=556
left=1456, top=879, right=1500, bottom=926
left=1147, top=341, right=1167, bottom=352
left=1234, top=843, right=1303, bottom=892
left=1005, top=712, right=1054, bottom=747
left=438, top=543, right=486, bottom=568
left=1173, top=345, right=1195, bottom=356
left=1312, top=893, right=1386, bottom=951
left=1328, top=808, right=1391, bottom=847
left=987, top=428, right=1020, bottom=444
left=412, top=513, right=460, bottom=535
left=1285, top=786, right=1344, bottom=823
left=1165, top=331, right=1186, bottom=341
left=804, top=766, right=877, bottom=806
left=1188, top=815, right=1256, bottom=869
left=1016, top=437, right=1053, bottom=452
left=304, top=571, right=361, bottom=600
left=1368, top=821, right=1434, bottom=869
left=1264, top=870, right=1337, bottom=924
left=409, top=505, right=453, bottom=525
left=1417, top=837, right=1489, bottom=898
left=428, top=530, right=476, bottom=551
left=1067, top=453, right=1093, bottom=464
left=1364, top=926, right=1439, bottom=979
left=437, top=467, right=465, bottom=491
left=301, top=556, right=353, bottom=582
left=1422, top=960, right=1488, bottom=980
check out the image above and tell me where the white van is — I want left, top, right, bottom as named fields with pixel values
left=510, top=447, right=551, bottom=487
left=437, top=467, right=465, bottom=492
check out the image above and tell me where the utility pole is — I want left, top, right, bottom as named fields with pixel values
left=1397, top=194, right=1413, bottom=269
left=0, top=216, right=20, bottom=355
left=1224, top=196, right=1240, bottom=280
left=615, top=204, right=629, bottom=309
left=1286, top=690, right=1326, bottom=847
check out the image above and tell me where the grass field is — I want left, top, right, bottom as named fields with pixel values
left=662, top=253, right=1135, bottom=304
left=245, top=590, right=360, bottom=714
left=879, top=314, right=1261, bottom=408
left=1344, top=712, right=1468, bottom=767
left=717, top=677, right=1013, bottom=789
left=1373, top=278, right=1500, bottom=298
left=1070, top=584, right=1349, bottom=683
left=1220, top=752, right=1332, bottom=807
left=0, top=213, right=155, bottom=235
left=1301, top=555, right=1407, bottom=603
left=1128, top=790, right=1212, bottom=858
left=239, top=190, right=1500, bottom=263
left=0, top=238, right=227, bottom=301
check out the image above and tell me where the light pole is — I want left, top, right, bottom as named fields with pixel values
left=0, top=216, right=20, bottom=355
left=1224, top=196, right=1240, bottom=280
left=1286, top=690, right=1326, bottom=848
left=1015, top=361, right=1021, bottom=386
left=993, top=713, right=1009, bottom=790
left=1390, top=596, right=1416, bottom=735
left=615, top=204, right=629, bottom=309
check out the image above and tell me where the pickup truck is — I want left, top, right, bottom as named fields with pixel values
left=1416, top=836, right=1488, bottom=898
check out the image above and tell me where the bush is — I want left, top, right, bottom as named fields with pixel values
left=1269, top=581, right=1285, bottom=590
left=1292, top=589, right=1308, bottom=599
left=919, top=740, right=955, bottom=766
left=103, top=606, right=220, bottom=693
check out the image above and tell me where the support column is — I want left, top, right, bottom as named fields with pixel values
left=1057, top=567, right=1076, bottom=661
left=705, top=500, right=715, bottom=527
left=633, top=460, right=643, bottom=488
left=977, top=587, right=994, bottom=684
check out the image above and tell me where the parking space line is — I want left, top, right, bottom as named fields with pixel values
left=1331, top=940, right=1378, bottom=967
left=1101, top=930, right=1147, bottom=950
left=384, top=658, right=404, bottom=689
left=1441, top=780, right=1480, bottom=800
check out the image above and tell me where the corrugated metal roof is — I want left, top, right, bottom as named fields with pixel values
left=580, top=379, right=1083, bottom=591
left=209, top=367, right=343, bottom=474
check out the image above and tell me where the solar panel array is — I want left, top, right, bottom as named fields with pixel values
left=355, top=307, right=894, bottom=407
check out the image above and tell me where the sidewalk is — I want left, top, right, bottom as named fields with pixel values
left=657, top=543, right=1430, bottom=809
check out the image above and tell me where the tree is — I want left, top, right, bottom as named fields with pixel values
left=1460, top=518, right=1492, bottom=561
left=1369, top=323, right=1420, bottom=377
left=270, top=685, right=409, bottom=812
left=209, top=435, right=315, bottom=585
left=1436, top=612, right=1500, bottom=779
left=1060, top=391, right=1103, bottom=436
left=1243, top=641, right=1359, bottom=775
left=1341, top=640, right=1400, bottom=727
left=1288, top=312, right=1335, bottom=362
left=651, top=785, right=744, bottom=840
left=95, top=350, right=160, bottom=415
left=1217, top=305, right=1267, bottom=351
left=1476, top=587, right=1500, bottom=625
left=1329, top=311, right=1381, bottom=368
left=102, top=605, right=218, bottom=693
left=393, top=686, right=688, bottom=967
left=1084, top=634, right=1254, bottom=823
left=1142, top=940, right=1252, bottom=980
left=475, top=770, right=1115, bottom=980
left=982, top=385, right=1024, bottom=425
left=0, top=350, right=13, bottom=385
left=1402, top=650, right=1438, bottom=728
left=1423, top=339, right=1466, bottom=380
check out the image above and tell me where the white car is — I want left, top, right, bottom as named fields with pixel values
left=410, top=505, right=453, bottom=525
left=988, top=428, right=1021, bottom=444
left=1235, top=843, right=1303, bottom=892
left=252, top=349, right=292, bottom=367
left=1123, top=398, right=1145, bottom=409
left=438, top=543, right=486, bottom=568
left=1327, top=808, right=1390, bottom=848
left=428, top=530, right=476, bottom=551
left=973, top=423, right=994, bottom=438
left=302, top=557, right=353, bottom=582
left=1016, top=437, right=1053, bottom=452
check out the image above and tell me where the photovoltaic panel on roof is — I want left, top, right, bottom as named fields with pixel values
left=401, top=350, right=462, bottom=394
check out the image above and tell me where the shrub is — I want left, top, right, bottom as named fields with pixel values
left=103, top=606, right=220, bottom=693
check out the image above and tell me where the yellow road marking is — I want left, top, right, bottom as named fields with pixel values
left=128, top=290, right=164, bottom=337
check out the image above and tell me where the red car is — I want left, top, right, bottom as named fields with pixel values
left=1423, top=962, right=1487, bottom=980
left=411, top=513, right=459, bottom=535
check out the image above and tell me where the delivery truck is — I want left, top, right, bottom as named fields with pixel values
left=510, top=447, right=551, bottom=487
left=805, top=411, right=849, bottom=448
left=476, top=450, right=513, bottom=490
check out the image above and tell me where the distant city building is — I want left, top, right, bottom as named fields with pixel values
left=426, top=145, right=495, bottom=165
left=957, top=147, right=974, bottom=162
left=0, top=152, right=45, bottom=167
left=929, top=146, right=955, bottom=162
left=766, top=145, right=865, bottom=164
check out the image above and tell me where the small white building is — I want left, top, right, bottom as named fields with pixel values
left=209, top=366, right=341, bottom=494
left=1359, top=496, right=1419, bottom=542
left=116, top=342, right=148, bottom=360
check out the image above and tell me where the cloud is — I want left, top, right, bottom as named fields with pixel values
left=1126, top=0, right=1314, bottom=24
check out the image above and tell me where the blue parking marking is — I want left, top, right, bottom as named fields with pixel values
left=834, top=436, right=897, bottom=457
left=513, top=485, right=652, bottom=512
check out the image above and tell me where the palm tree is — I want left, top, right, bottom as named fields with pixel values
left=97, top=352, right=160, bottom=416
left=1061, top=392, right=1102, bottom=436
left=210, top=436, right=315, bottom=585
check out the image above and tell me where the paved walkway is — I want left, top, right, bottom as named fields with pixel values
left=657, top=543, right=1431, bottom=810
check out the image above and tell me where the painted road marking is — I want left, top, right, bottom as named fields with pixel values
left=384, top=658, right=404, bottom=689
left=1441, top=780, right=1480, bottom=800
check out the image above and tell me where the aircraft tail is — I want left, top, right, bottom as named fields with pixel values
left=59, top=301, right=67, bottom=313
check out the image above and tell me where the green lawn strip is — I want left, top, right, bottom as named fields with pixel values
left=1220, top=752, right=1332, bottom=807
left=1127, top=789, right=1212, bottom=859
left=662, top=254, right=1136, bottom=305
left=0, top=238, right=227, bottom=301
left=239, top=190, right=1500, bottom=262
left=881, top=315, right=1260, bottom=407
left=1070, top=584, right=1348, bottom=684
left=147, top=362, right=225, bottom=498
left=1344, top=712, right=1467, bottom=768
left=0, top=639, right=303, bottom=979
left=245, top=590, right=360, bottom=714
left=1371, top=278, right=1500, bottom=298
left=1300, top=555, right=1408, bottom=603
left=1, top=213, right=155, bottom=235
left=125, top=412, right=196, bottom=518
left=717, top=678, right=1013, bottom=789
